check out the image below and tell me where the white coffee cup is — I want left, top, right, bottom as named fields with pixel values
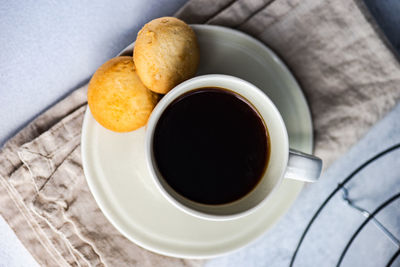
left=145, top=74, right=322, bottom=220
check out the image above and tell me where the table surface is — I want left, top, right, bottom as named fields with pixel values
left=0, top=0, right=187, bottom=147
left=1, top=0, right=399, bottom=266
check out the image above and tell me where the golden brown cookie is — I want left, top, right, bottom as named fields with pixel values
left=134, top=17, right=199, bottom=94
left=88, top=56, right=159, bottom=132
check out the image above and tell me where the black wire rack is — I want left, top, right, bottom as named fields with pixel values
left=289, top=143, right=400, bottom=267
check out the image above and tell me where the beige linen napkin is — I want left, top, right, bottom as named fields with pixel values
left=1, top=0, right=400, bottom=266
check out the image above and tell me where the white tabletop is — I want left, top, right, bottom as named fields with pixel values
left=0, top=0, right=187, bottom=146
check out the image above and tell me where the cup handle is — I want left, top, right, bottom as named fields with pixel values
left=284, top=149, right=323, bottom=182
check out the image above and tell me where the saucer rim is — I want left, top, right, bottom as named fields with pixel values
left=81, top=24, right=313, bottom=259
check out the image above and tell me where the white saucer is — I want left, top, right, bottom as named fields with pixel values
left=81, top=25, right=313, bottom=259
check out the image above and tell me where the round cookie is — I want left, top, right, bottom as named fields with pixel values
left=134, top=17, right=199, bottom=94
left=88, top=56, right=159, bottom=132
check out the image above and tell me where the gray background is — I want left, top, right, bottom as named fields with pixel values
left=0, top=0, right=187, bottom=147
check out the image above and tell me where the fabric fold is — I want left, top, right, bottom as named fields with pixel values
left=176, top=0, right=400, bottom=166
left=0, top=85, right=202, bottom=266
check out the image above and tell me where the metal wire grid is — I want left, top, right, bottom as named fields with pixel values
left=289, top=143, right=400, bottom=267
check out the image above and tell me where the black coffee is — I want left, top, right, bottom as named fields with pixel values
left=153, top=88, right=269, bottom=205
